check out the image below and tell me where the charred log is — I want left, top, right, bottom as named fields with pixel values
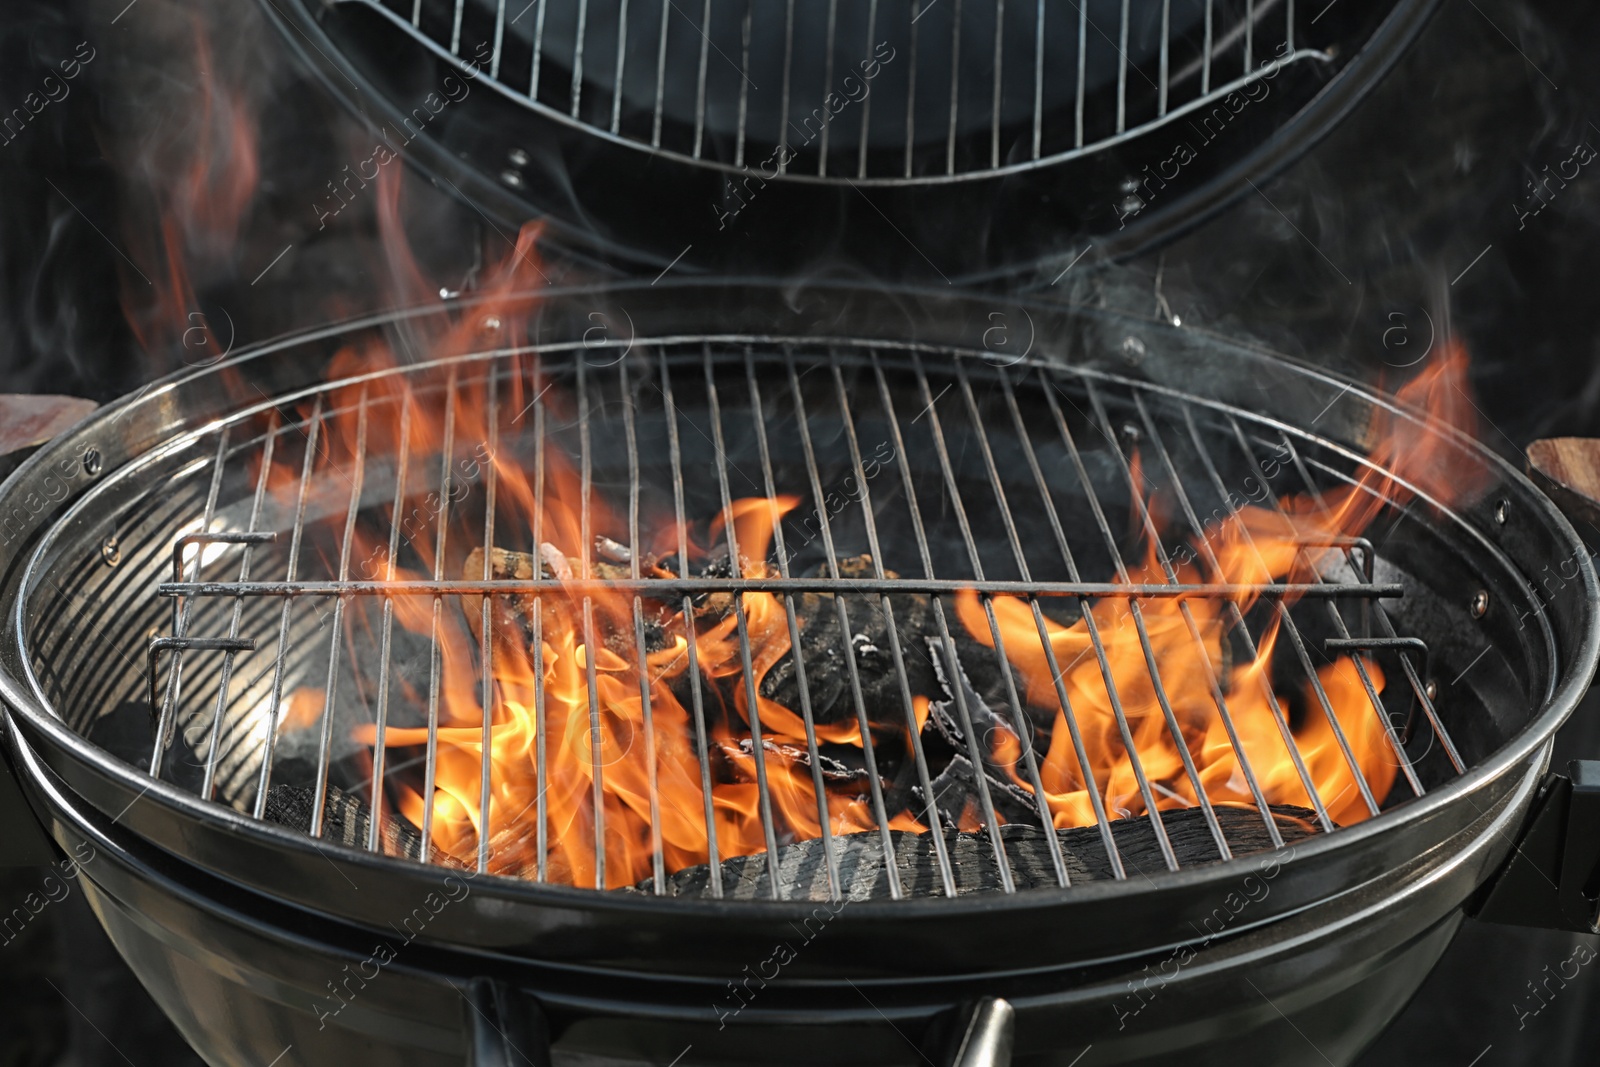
left=263, top=782, right=434, bottom=862
left=711, top=737, right=875, bottom=790
left=642, top=805, right=1322, bottom=900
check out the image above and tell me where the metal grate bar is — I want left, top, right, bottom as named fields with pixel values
left=660, top=347, right=724, bottom=897
left=421, top=364, right=462, bottom=860
left=1121, top=391, right=1287, bottom=844
left=252, top=396, right=324, bottom=820
left=703, top=345, right=783, bottom=898
left=310, top=385, right=372, bottom=839
left=1159, top=0, right=1171, bottom=116
left=785, top=346, right=902, bottom=900
left=1249, top=426, right=1426, bottom=798
left=940, top=364, right=1073, bottom=887
left=818, top=0, right=839, bottom=175
left=1031, top=0, right=1044, bottom=160
left=491, top=0, right=507, bottom=78
left=577, top=360, right=607, bottom=887
left=531, top=0, right=551, bottom=97
left=1074, top=378, right=1248, bottom=857
left=1197, top=415, right=1384, bottom=817
left=151, top=428, right=231, bottom=779
left=450, top=0, right=465, bottom=55
left=777, top=0, right=794, bottom=174
left=850, top=352, right=959, bottom=896
left=747, top=350, right=842, bottom=901
left=1074, top=0, right=1087, bottom=147
left=992, top=370, right=1137, bottom=874
left=905, top=0, right=920, bottom=177
left=571, top=0, right=591, bottom=117
left=611, top=0, right=631, bottom=133
left=991, top=0, right=1004, bottom=169
left=165, top=577, right=1403, bottom=600
left=1041, top=379, right=1179, bottom=870
left=857, top=0, right=880, bottom=179
left=1171, top=403, right=1337, bottom=829
left=735, top=1, right=751, bottom=167
left=1202, top=0, right=1213, bottom=93
left=1245, top=0, right=1255, bottom=71
left=368, top=392, right=414, bottom=850
left=529, top=357, right=551, bottom=881
left=477, top=370, right=502, bottom=873
left=650, top=0, right=669, bottom=145
left=978, top=367, right=1239, bottom=859
left=691, top=0, right=712, bottom=159
left=905, top=355, right=1014, bottom=890
left=623, top=360, right=669, bottom=894
left=1272, top=430, right=1465, bottom=775
left=946, top=0, right=963, bottom=175
left=201, top=426, right=273, bottom=802
left=1116, top=0, right=1130, bottom=133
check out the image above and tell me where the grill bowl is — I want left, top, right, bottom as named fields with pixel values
left=1, top=283, right=1595, bottom=1064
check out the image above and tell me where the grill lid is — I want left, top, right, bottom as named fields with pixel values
left=261, top=0, right=1438, bottom=279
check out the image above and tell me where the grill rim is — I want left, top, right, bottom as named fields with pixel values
left=0, top=281, right=1593, bottom=953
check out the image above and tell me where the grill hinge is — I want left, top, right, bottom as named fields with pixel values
left=1472, top=761, right=1600, bottom=934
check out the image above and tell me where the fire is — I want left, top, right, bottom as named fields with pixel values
left=129, top=18, right=1488, bottom=889
left=273, top=310, right=1481, bottom=888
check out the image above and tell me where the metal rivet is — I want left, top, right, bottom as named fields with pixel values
left=500, top=169, right=525, bottom=189
left=1121, top=335, right=1147, bottom=359
left=1120, top=422, right=1142, bottom=444
left=1471, top=590, right=1490, bottom=618
left=1424, top=680, right=1438, bottom=702
left=508, top=148, right=530, bottom=167
left=82, top=448, right=102, bottom=477
left=101, top=536, right=120, bottom=567
left=1493, top=499, right=1508, bottom=525
left=482, top=315, right=502, bottom=332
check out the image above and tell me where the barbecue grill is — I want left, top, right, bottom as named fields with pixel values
left=264, top=0, right=1439, bottom=277
left=1, top=282, right=1595, bottom=1066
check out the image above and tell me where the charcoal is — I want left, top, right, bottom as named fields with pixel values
left=759, top=556, right=940, bottom=730
left=909, top=753, right=1042, bottom=829
left=712, top=737, right=874, bottom=788
left=263, top=782, right=438, bottom=862
left=923, top=638, right=1030, bottom=759
left=643, top=805, right=1321, bottom=900
left=264, top=782, right=564, bottom=880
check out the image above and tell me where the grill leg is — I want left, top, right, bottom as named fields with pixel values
left=940, top=997, right=1015, bottom=1067
left=463, top=977, right=552, bottom=1067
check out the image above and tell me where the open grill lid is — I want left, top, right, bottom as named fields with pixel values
left=260, top=0, right=1438, bottom=280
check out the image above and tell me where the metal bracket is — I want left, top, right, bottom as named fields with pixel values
left=147, top=637, right=256, bottom=724
left=1472, top=760, right=1600, bottom=933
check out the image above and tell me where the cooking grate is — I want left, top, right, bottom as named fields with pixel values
left=23, top=336, right=1468, bottom=902
left=346, top=0, right=1344, bottom=183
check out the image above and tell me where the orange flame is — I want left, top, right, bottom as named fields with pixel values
left=141, top=0, right=1481, bottom=880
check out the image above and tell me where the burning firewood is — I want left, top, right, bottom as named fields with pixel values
left=711, top=737, right=874, bottom=789
left=642, top=805, right=1321, bottom=901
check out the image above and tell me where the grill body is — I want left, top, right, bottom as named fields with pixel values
left=9, top=724, right=1532, bottom=1066
left=1, top=284, right=1596, bottom=1065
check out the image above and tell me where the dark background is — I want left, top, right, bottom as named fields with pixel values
left=3, top=0, right=1600, bottom=1064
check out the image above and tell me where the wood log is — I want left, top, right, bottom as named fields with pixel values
left=641, top=805, right=1321, bottom=900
